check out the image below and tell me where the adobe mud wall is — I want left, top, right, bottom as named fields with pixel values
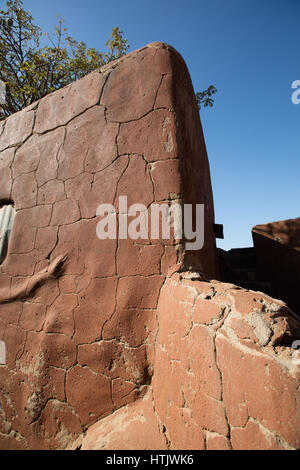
left=80, top=275, right=300, bottom=450
left=0, top=42, right=299, bottom=450
left=253, top=218, right=300, bottom=315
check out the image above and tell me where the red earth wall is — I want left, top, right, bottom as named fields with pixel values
left=0, top=43, right=299, bottom=450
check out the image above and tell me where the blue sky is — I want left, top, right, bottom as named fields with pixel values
left=19, top=0, right=300, bottom=250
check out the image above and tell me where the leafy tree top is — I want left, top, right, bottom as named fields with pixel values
left=0, top=0, right=216, bottom=119
left=0, top=0, right=129, bottom=118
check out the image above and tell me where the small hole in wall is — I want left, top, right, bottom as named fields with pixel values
left=0, top=200, right=15, bottom=264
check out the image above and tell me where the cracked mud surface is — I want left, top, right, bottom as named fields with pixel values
left=0, top=42, right=299, bottom=450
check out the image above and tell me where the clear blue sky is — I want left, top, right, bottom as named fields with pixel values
left=20, top=0, right=300, bottom=250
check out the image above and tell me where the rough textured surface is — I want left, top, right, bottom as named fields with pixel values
left=77, top=275, right=300, bottom=450
left=253, top=218, right=300, bottom=315
left=0, top=43, right=299, bottom=450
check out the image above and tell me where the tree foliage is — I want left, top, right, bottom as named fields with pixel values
left=0, top=0, right=129, bottom=118
left=196, top=84, right=217, bottom=109
left=0, top=0, right=216, bottom=120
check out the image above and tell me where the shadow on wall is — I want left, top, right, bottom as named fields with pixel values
left=252, top=217, right=300, bottom=316
left=217, top=217, right=300, bottom=316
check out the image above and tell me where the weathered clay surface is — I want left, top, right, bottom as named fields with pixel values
left=253, top=218, right=300, bottom=315
left=78, top=275, right=300, bottom=450
left=0, top=43, right=299, bottom=450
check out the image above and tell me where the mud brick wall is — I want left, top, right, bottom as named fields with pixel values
left=0, top=43, right=299, bottom=450
left=80, top=275, right=300, bottom=450
left=253, top=218, right=300, bottom=315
